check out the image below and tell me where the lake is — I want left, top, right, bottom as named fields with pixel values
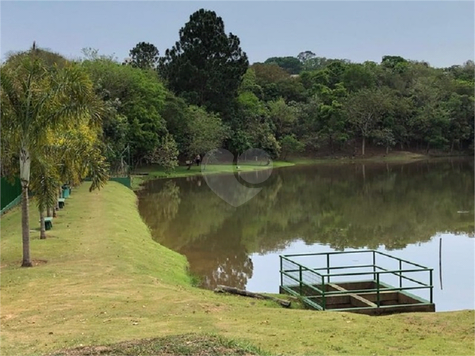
left=137, top=158, right=474, bottom=312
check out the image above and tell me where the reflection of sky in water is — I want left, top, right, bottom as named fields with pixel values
left=247, top=233, right=474, bottom=312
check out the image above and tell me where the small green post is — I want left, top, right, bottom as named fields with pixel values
left=280, top=257, right=283, bottom=287
left=326, top=253, right=330, bottom=283
left=399, top=260, right=402, bottom=289
left=376, top=272, right=380, bottom=307
left=322, top=276, right=326, bottom=310
left=372, top=251, right=376, bottom=282
left=299, top=265, right=303, bottom=296
left=429, top=269, right=433, bottom=303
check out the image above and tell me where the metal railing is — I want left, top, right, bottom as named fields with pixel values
left=280, top=250, right=433, bottom=310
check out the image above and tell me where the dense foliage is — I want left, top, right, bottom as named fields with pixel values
left=3, top=8, right=474, bottom=181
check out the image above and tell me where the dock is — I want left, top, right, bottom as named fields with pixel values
left=279, top=250, right=435, bottom=316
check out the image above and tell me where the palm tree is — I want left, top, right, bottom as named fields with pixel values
left=1, top=44, right=103, bottom=266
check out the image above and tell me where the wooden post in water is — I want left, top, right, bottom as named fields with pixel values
left=439, top=237, right=443, bottom=290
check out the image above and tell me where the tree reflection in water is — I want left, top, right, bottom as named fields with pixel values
left=137, top=158, right=474, bottom=290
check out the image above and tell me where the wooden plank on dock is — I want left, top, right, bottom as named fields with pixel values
left=328, top=283, right=377, bottom=308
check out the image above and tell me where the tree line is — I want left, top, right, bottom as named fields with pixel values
left=1, top=8, right=474, bottom=266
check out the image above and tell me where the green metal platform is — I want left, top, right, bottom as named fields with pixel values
left=280, top=250, right=435, bottom=316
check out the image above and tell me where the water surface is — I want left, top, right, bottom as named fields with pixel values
left=137, top=159, right=474, bottom=311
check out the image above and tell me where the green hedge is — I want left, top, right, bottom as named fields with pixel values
left=1, top=177, right=21, bottom=211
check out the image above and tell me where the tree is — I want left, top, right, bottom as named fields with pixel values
left=280, top=134, right=304, bottom=160
left=0, top=45, right=104, bottom=266
left=251, top=63, right=289, bottom=87
left=126, top=42, right=159, bottom=69
left=264, top=56, right=303, bottom=74
left=82, top=57, right=169, bottom=167
left=145, top=134, right=179, bottom=173
left=344, top=89, right=392, bottom=155
left=372, top=128, right=396, bottom=154
left=184, top=106, right=227, bottom=158
left=381, top=55, right=408, bottom=72
left=159, top=9, right=249, bottom=115
left=297, top=50, right=316, bottom=63
left=268, top=98, right=298, bottom=140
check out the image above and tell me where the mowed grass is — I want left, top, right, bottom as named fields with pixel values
left=1, top=182, right=474, bottom=356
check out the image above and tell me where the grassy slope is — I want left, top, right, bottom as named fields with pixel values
left=1, top=182, right=474, bottom=355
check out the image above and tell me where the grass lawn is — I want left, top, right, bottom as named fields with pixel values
left=1, top=182, right=474, bottom=355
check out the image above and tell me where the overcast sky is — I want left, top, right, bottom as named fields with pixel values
left=1, top=1, right=473, bottom=67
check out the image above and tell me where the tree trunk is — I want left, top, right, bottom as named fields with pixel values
left=386, top=145, right=389, bottom=155
left=47, top=206, right=52, bottom=218
left=39, top=210, right=46, bottom=239
left=20, top=146, right=32, bottom=267
left=56, top=187, right=61, bottom=212
left=361, top=136, right=366, bottom=156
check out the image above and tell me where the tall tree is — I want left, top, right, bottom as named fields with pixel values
left=0, top=45, right=103, bottom=267
left=344, top=88, right=392, bottom=155
left=159, top=9, right=249, bottom=115
left=126, top=42, right=159, bottom=70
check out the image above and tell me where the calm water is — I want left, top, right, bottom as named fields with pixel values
left=137, top=159, right=474, bottom=312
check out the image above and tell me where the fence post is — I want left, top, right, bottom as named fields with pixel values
left=372, top=251, right=376, bottom=281
left=326, top=253, right=330, bottom=283
left=376, top=272, right=380, bottom=307
left=322, top=276, right=326, bottom=310
left=399, top=259, right=402, bottom=289
left=429, top=269, right=433, bottom=304
left=299, top=265, right=303, bottom=296
left=280, top=257, right=283, bottom=288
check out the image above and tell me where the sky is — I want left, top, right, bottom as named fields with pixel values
left=1, top=1, right=474, bottom=67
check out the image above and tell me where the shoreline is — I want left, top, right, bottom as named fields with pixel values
left=131, top=151, right=472, bottom=189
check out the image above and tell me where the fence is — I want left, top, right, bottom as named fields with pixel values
left=1, top=177, right=22, bottom=214
left=280, top=250, right=434, bottom=312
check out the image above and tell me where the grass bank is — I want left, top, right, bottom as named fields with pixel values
left=1, top=182, right=474, bottom=355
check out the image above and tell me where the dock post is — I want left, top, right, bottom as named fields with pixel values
left=321, top=276, right=326, bottom=310
left=399, top=260, right=402, bottom=288
left=430, top=269, right=433, bottom=303
left=299, top=265, right=303, bottom=296
left=376, top=272, right=380, bottom=307
left=280, top=257, right=283, bottom=287
left=372, top=251, right=376, bottom=282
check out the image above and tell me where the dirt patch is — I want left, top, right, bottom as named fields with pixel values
left=32, top=259, right=48, bottom=266
left=49, top=334, right=262, bottom=356
left=0, top=259, right=47, bottom=269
